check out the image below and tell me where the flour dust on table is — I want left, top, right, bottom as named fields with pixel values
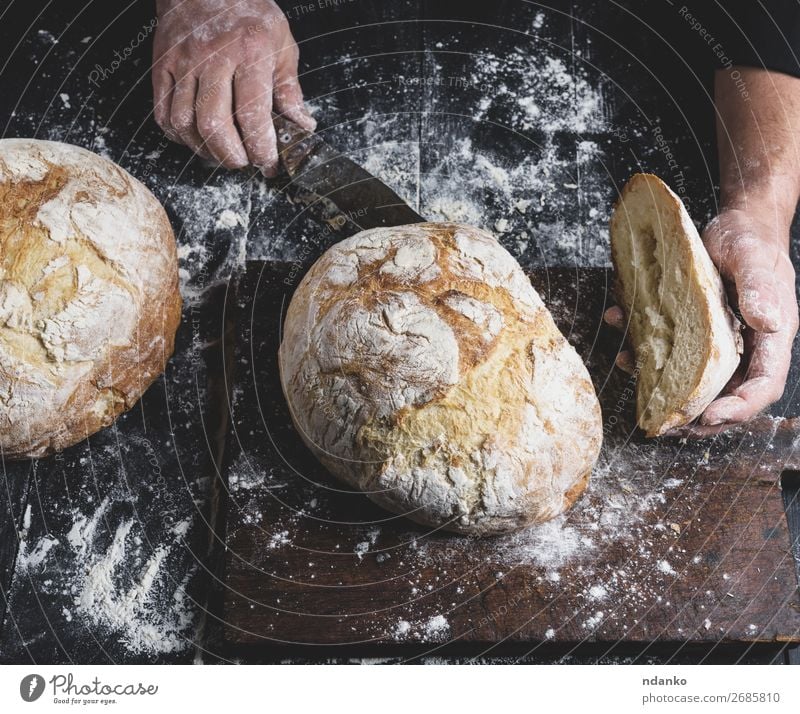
left=17, top=494, right=197, bottom=657
left=252, top=30, right=615, bottom=267
left=226, top=431, right=719, bottom=643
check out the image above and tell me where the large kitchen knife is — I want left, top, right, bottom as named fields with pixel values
left=273, top=113, right=425, bottom=233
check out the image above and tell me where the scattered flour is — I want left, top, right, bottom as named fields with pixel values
left=354, top=527, right=381, bottom=560
left=465, top=50, right=606, bottom=133
left=268, top=531, right=290, bottom=549
left=583, top=611, right=605, bottom=630
left=17, top=536, right=59, bottom=571
left=588, top=584, right=608, bottom=601
left=489, top=514, right=584, bottom=568
left=423, top=615, right=450, bottom=640
left=253, top=30, right=612, bottom=266
left=166, top=181, right=251, bottom=304
left=393, top=620, right=411, bottom=638
left=657, top=559, right=676, bottom=576
left=215, top=207, right=247, bottom=231
left=18, top=497, right=197, bottom=657
left=390, top=614, right=450, bottom=643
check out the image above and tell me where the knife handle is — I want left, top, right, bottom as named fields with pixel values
left=273, top=112, right=320, bottom=177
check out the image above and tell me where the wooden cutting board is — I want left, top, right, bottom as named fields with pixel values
left=220, top=262, right=800, bottom=654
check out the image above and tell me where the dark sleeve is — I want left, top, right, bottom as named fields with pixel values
left=681, top=1, right=800, bottom=78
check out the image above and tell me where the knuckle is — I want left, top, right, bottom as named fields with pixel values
left=274, top=80, right=302, bottom=102
left=196, top=115, right=217, bottom=138
left=171, top=110, right=194, bottom=132
left=242, top=34, right=272, bottom=60
left=782, top=258, right=797, bottom=282
left=234, top=62, right=252, bottom=83
left=790, top=308, right=800, bottom=332
left=270, top=11, right=290, bottom=33
left=769, top=384, right=785, bottom=402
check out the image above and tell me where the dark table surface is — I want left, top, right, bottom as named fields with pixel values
left=0, top=0, right=798, bottom=664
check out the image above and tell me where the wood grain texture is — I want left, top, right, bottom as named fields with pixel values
left=222, top=262, right=800, bottom=654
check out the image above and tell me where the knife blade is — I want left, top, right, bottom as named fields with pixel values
left=273, top=113, right=425, bottom=233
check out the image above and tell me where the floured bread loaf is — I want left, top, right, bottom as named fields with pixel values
left=610, top=173, right=742, bottom=437
left=0, top=139, right=181, bottom=458
left=279, top=222, right=603, bottom=535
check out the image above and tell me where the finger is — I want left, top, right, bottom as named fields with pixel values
left=234, top=61, right=279, bottom=176
left=196, top=64, right=249, bottom=169
left=603, top=305, right=626, bottom=330
left=699, top=329, right=792, bottom=425
left=663, top=422, right=731, bottom=439
left=273, top=60, right=316, bottom=132
left=615, top=350, right=635, bottom=374
left=153, top=69, right=177, bottom=140
left=170, top=73, right=213, bottom=160
left=700, top=378, right=781, bottom=425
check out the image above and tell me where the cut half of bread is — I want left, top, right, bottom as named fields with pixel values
left=610, top=173, right=743, bottom=437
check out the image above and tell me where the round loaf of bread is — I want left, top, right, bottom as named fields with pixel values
left=0, top=139, right=182, bottom=459
left=279, top=222, right=603, bottom=535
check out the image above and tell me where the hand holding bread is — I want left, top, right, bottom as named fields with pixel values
left=687, top=209, right=798, bottom=435
left=606, top=173, right=743, bottom=437
left=606, top=176, right=798, bottom=437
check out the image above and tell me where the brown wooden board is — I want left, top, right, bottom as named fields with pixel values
left=221, top=262, right=800, bottom=654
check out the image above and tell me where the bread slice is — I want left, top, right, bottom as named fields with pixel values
left=610, top=173, right=742, bottom=437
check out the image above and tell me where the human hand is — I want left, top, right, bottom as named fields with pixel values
left=684, top=209, right=798, bottom=435
left=152, top=0, right=316, bottom=175
left=603, top=208, right=798, bottom=437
